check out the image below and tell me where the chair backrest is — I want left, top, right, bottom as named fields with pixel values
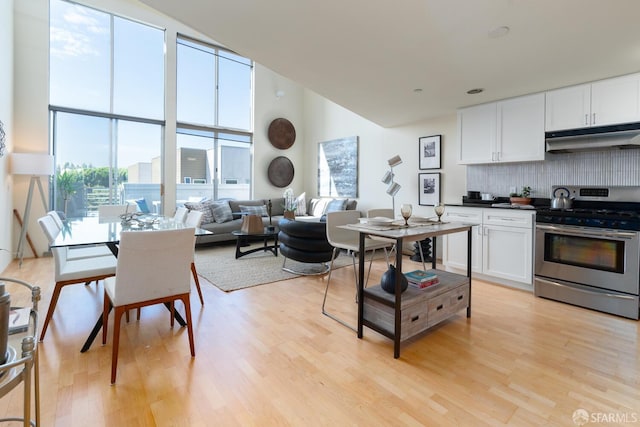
left=38, top=215, right=61, bottom=244
left=47, top=211, right=64, bottom=230
left=98, top=204, right=131, bottom=219
left=173, top=206, right=188, bottom=223
left=325, top=210, right=361, bottom=250
left=184, top=210, right=203, bottom=228
left=367, top=208, right=393, bottom=219
left=111, top=228, right=195, bottom=306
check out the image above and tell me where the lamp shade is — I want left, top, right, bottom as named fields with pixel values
left=387, top=155, right=402, bottom=168
left=386, top=182, right=401, bottom=196
left=11, top=153, right=54, bottom=176
left=381, top=170, right=394, bottom=184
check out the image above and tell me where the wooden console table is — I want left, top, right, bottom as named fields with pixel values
left=344, top=221, right=472, bottom=358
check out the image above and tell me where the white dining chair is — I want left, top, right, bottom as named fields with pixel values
left=101, top=228, right=196, bottom=383
left=322, top=210, right=392, bottom=330
left=173, top=206, right=188, bottom=224
left=185, top=210, right=205, bottom=305
left=45, top=212, right=114, bottom=259
left=37, top=217, right=117, bottom=341
left=98, top=204, right=132, bottom=220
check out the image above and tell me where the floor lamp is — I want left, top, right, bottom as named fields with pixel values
left=382, top=155, right=402, bottom=216
left=12, top=153, right=54, bottom=266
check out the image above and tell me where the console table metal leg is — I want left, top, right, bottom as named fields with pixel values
left=467, top=227, right=472, bottom=317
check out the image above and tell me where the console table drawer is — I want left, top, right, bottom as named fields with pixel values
left=427, top=284, right=469, bottom=327
left=363, top=298, right=429, bottom=341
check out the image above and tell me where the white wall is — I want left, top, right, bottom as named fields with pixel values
left=0, top=0, right=14, bottom=271
left=303, top=91, right=465, bottom=218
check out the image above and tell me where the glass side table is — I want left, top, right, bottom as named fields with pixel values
left=0, top=277, right=41, bottom=427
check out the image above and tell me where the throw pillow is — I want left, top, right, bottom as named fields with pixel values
left=325, top=198, right=347, bottom=213
left=211, top=202, right=233, bottom=223
left=295, top=192, right=307, bottom=216
left=239, top=204, right=268, bottom=217
left=184, top=200, right=215, bottom=225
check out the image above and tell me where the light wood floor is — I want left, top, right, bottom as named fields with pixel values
left=1, top=254, right=639, bottom=426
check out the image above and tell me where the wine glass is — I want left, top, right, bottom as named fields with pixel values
left=400, top=203, right=412, bottom=226
left=434, top=203, right=445, bottom=222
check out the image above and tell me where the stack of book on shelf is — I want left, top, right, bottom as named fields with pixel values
left=404, top=270, right=440, bottom=289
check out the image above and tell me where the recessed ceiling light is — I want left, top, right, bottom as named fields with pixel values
left=488, top=26, right=510, bottom=38
left=413, top=88, right=423, bottom=93
left=467, top=88, right=484, bottom=95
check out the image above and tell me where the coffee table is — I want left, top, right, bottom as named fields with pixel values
left=232, top=227, right=279, bottom=259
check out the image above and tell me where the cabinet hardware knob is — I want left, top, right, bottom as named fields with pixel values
left=436, top=304, right=444, bottom=310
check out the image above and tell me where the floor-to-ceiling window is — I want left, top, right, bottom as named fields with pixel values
left=49, top=0, right=164, bottom=217
left=176, top=36, right=253, bottom=202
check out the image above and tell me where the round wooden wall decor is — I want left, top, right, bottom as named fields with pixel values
left=267, top=156, right=294, bottom=187
left=268, top=118, right=296, bottom=149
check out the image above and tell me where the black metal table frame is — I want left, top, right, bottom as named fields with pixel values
left=232, top=229, right=279, bottom=259
left=354, top=224, right=473, bottom=358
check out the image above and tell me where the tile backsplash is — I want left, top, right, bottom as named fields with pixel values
left=467, top=150, right=640, bottom=199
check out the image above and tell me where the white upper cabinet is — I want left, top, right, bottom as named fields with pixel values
left=458, top=93, right=545, bottom=164
left=458, top=103, right=496, bottom=164
left=545, top=84, right=591, bottom=131
left=497, top=93, right=545, bottom=163
left=545, top=73, right=640, bottom=132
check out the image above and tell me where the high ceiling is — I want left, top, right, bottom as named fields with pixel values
left=141, top=0, right=640, bottom=127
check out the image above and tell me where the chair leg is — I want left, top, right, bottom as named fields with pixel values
left=417, top=242, right=427, bottom=271
left=39, top=282, right=64, bottom=341
left=179, top=294, right=196, bottom=357
left=322, top=247, right=356, bottom=332
left=111, top=306, right=126, bottom=384
left=102, top=292, right=111, bottom=345
left=170, top=301, right=175, bottom=328
left=191, top=262, right=204, bottom=305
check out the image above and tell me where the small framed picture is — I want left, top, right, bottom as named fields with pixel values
left=418, top=173, right=441, bottom=206
left=183, top=177, right=192, bottom=184
left=419, top=135, right=441, bottom=170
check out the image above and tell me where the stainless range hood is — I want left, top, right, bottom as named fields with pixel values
left=546, top=122, right=640, bottom=153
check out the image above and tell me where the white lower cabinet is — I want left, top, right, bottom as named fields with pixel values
left=442, top=207, right=534, bottom=288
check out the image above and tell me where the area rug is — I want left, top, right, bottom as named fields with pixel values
left=194, top=243, right=358, bottom=292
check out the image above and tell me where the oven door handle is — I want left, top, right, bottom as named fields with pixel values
left=535, top=277, right=638, bottom=301
left=536, top=224, right=638, bottom=239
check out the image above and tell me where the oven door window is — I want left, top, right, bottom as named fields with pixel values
left=545, top=233, right=624, bottom=273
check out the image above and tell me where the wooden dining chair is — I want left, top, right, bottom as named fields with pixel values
left=184, top=210, right=204, bottom=305
left=101, top=228, right=196, bottom=383
left=37, top=216, right=117, bottom=341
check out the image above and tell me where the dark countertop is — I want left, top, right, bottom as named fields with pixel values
left=447, top=196, right=551, bottom=210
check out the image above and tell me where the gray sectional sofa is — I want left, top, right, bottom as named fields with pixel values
left=188, top=197, right=358, bottom=245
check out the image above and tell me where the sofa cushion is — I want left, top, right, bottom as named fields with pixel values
left=239, top=204, right=268, bottom=216
left=295, top=192, right=307, bottom=215
left=229, top=199, right=265, bottom=217
left=211, top=202, right=233, bottom=223
left=325, top=198, right=347, bottom=213
left=185, top=200, right=215, bottom=225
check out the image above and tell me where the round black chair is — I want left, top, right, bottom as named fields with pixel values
left=278, top=218, right=335, bottom=275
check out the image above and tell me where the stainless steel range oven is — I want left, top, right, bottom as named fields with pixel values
left=534, top=186, right=640, bottom=319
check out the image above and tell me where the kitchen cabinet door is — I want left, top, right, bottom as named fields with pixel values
left=497, top=93, right=545, bottom=162
left=590, top=73, right=640, bottom=127
left=482, top=224, right=532, bottom=285
left=545, top=84, right=591, bottom=131
left=458, top=103, right=496, bottom=164
left=442, top=208, right=482, bottom=273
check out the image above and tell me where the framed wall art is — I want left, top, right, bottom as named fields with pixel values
left=317, top=136, right=359, bottom=197
left=419, top=135, right=441, bottom=170
left=418, top=172, right=441, bottom=206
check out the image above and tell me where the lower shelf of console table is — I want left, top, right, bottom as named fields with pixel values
left=361, top=269, right=470, bottom=354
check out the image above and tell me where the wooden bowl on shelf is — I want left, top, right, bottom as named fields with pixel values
left=510, top=197, right=531, bottom=205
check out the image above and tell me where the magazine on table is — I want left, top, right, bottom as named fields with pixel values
left=9, top=307, right=30, bottom=334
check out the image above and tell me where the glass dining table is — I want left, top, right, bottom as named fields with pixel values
left=50, top=215, right=212, bottom=352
